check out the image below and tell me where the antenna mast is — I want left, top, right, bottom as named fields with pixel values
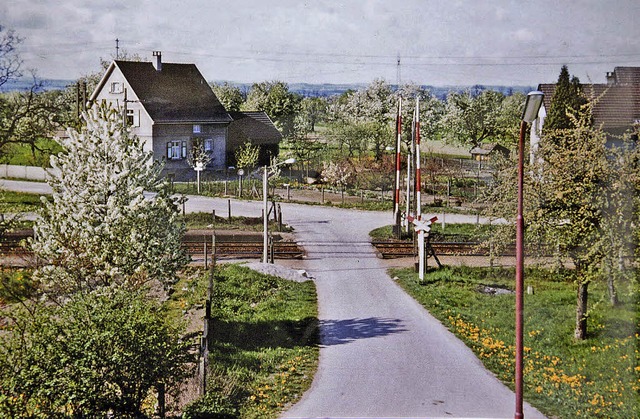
left=115, top=38, right=120, bottom=59
left=396, top=54, right=401, bottom=88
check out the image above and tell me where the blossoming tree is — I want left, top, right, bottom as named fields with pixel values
left=31, top=104, right=188, bottom=295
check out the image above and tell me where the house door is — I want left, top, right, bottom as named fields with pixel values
left=213, top=138, right=226, bottom=169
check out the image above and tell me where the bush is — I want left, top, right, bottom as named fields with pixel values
left=0, top=286, right=192, bottom=418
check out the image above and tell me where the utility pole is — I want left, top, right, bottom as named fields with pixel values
left=115, top=38, right=120, bottom=59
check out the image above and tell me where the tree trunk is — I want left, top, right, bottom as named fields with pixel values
left=574, top=278, right=589, bottom=340
left=606, top=257, right=619, bottom=306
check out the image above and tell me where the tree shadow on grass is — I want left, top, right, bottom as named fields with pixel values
left=209, top=316, right=408, bottom=351
left=210, top=317, right=320, bottom=352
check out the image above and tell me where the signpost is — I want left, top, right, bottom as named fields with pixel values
left=195, top=162, right=204, bottom=194
left=408, top=215, right=438, bottom=280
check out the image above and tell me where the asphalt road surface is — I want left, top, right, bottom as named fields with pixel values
left=182, top=194, right=544, bottom=418
left=1, top=181, right=544, bottom=418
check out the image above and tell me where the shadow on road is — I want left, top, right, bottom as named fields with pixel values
left=320, top=317, right=407, bottom=346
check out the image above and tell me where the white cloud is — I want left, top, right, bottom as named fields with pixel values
left=2, top=0, right=640, bottom=85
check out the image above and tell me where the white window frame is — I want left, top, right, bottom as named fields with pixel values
left=204, top=139, right=214, bottom=152
left=126, top=109, right=140, bottom=127
left=166, top=140, right=187, bottom=160
left=193, top=124, right=201, bottom=134
left=110, top=82, right=123, bottom=94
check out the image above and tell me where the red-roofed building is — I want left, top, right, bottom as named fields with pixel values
left=89, top=52, right=282, bottom=178
left=531, top=67, right=640, bottom=162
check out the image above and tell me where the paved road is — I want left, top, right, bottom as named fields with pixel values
left=2, top=180, right=543, bottom=418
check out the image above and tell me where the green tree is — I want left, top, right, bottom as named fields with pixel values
left=483, top=98, right=638, bottom=340
left=0, top=86, right=68, bottom=161
left=326, top=79, right=395, bottom=160
left=543, top=65, right=586, bottom=134
left=243, top=81, right=301, bottom=137
left=441, top=89, right=513, bottom=149
left=234, top=141, right=260, bottom=172
left=0, top=286, right=191, bottom=418
left=299, top=96, right=327, bottom=132
left=31, top=104, right=188, bottom=296
left=211, top=81, right=244, bottom=112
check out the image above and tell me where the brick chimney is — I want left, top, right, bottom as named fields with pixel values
left=153, top=51, right=162, bottom=72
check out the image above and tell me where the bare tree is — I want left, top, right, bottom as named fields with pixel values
left=0, top=25, right=22, bottom=89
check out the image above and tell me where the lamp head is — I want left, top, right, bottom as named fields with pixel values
left=522, top=91, right=544, bottom=123
left=283, top=158, right=296, bottom=164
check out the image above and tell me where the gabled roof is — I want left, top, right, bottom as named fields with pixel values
left=228, top=111, right=282, bottom=146
left=538, top=82, right=640, bottom=131
left=92, top=60, right=232, bottom=124
left=607, top=67, right=640, bottom=85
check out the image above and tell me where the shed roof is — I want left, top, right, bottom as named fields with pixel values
left=228, top=111, right=282, bottom=147
left=93, top=60, right=232, bottom=124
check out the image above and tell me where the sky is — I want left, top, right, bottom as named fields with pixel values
left=2, top=0, right=640, bottom=87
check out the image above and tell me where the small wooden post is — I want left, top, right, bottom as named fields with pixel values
left=269, top=233, right=275, bottom=264
left=212, top=209, right=216, bottom=225
left=203, top=237, right=208, bottom=270
left=228, top=199, right=231, bottom=219
left=211, top=233, right=216, bottom=270
left=277, top=204, right=282, bottom=232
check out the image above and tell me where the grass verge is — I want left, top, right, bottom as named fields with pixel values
left=182, top=264, right=318, bottom=418
left=0, top=190, right=43, bottom=214
left=370, top=223, right=492, bottom=242
left=182, top=213, right=292, bottom=233
left=392, top=265, right=639, bottom=418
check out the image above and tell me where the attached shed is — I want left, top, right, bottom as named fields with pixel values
left=227, top=111, right=283, bottom=166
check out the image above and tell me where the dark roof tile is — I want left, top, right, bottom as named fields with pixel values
left=228, top=111, right=282, bottom=147
left=115, top=60, right=232, bottom=123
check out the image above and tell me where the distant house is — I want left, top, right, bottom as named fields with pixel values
left=469, top=143, right=509, bottom=163
left=89, top=52, right=282, bottom=178
left=531, top=66, right=640, bottom=162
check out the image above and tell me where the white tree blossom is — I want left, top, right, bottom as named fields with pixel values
left=31, top=104, right=188, bottom=294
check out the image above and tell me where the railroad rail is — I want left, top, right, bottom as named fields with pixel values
left=371, top=240, right=516, bottom=258
left=183, top=239, right=304, bottom=260
left=0, top=229, right=304, bottom=261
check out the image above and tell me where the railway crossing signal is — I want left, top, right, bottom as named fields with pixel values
left=407, top=215, right=440, bottom=280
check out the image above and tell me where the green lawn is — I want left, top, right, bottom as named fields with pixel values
left=182, top=264, right=318, bottom=418
left=0, top=190, right=44, bottom=214
left=370, top=223, right=492, bottom=241
left=393, top=265, right=639, bottom=418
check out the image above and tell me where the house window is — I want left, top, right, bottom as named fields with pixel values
left=126, top=109, right=140, bottom=127
left=204, top=139, right=214, bottom=152
left=110, top=82, right=123, bottom=94
left=166, top=141, right=187, bottom=160
left=193, top=124, right=201, bottom=134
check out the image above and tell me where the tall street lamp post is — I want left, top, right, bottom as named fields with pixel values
left=263, top=158, right=296, bottom=263
left=515, top=91, right=544, bottom=419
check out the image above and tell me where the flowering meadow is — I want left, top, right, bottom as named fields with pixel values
left=395, top=266, right=639, bottom=418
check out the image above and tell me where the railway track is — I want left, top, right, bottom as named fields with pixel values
left=371, top=240, right=515, bottom=258
left=0, top=229, right=305, bottom=261
left=2, top=230, right=511, bottom=262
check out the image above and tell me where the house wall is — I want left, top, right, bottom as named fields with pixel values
left=153, top=123, right=228, bottom=174
left=91, top=66, right=154, bottom=155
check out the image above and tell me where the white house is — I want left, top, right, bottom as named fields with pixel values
left=89, top=52, right=282, bottom=179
